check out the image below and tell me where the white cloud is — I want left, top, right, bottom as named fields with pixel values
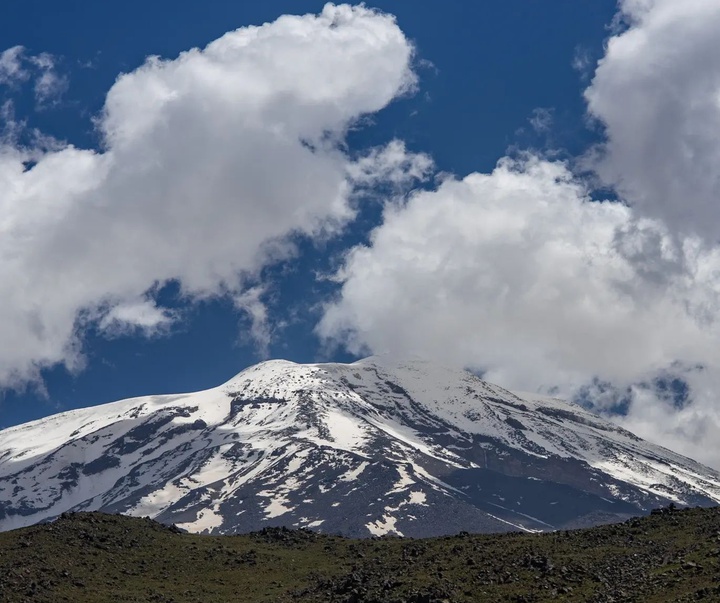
left=0, top=4, right=422, bottom=387
left=347, top=139, right=433, bottom=188
left=29, top=53, right=68, bottom=106
left=234, top=286, right=273, bottom=357
left=528, top=108, right=554, bottom=134
left=571, top=46, right=593, bottom=78
left=622, top=382, right=720, bottom=469
left=585, top=0, right=720, bottom=239
left=318, top=156, right=720, bottom=467
left=99, top=299, right=176, bottom=337
left=0, top=47, right=66, bottom=107
left=317, top=0, right=720, bottom=469
left=0, top=46, right=28, bottom=85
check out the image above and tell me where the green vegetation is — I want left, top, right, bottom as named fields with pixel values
left=1, top=506, right=719, bottom=602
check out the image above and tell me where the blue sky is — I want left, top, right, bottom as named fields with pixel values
left=3, top=1, right=720, bottom=468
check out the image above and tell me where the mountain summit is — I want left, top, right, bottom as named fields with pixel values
left=1, top=357, right=719, bottom=536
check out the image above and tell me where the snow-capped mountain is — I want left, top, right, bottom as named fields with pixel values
left=1, top=357, right=719, bottom=537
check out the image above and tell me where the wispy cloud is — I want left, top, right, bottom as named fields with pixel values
left=0, top=46, right=67, bottom=107
left=28, top=52, right=68, bottom=107
left=98, top=299, right=177, bottom=338
left=0, top=46, right=29, bottom=86
left=528, top=107, right=554, bottom=134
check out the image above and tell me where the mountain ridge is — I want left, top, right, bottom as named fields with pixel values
left=1, top=356, right=719, bottom=536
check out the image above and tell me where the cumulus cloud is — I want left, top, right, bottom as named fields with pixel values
left=0, top=4, right=423, bottom=387
left=315, top=0, right=720, bottom=469
left=585, top=0, right=720, bottom=239
left=616, top=370, right=720, bottom=469
left=318, top=155, right=720, bottom=467
left=320, top=157, right=707, bottom=389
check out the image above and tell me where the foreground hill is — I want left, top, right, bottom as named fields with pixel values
left=1, top=507, right=720, bottom=602
left=2, top=357, right=720, bottom=535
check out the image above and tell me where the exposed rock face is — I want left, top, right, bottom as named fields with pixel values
left=1, top=357, right=719, bottom=536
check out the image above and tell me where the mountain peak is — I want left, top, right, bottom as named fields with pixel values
left=1, top=357, right=719, bottom=536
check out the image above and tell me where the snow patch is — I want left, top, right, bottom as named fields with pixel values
left=366, top=514, right=401, bottom=536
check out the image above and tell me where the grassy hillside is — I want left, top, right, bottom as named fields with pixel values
left=1, top=506, right=719, bottom=602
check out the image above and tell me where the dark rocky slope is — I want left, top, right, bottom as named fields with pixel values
left=1, top=506, right=720, bottom=602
